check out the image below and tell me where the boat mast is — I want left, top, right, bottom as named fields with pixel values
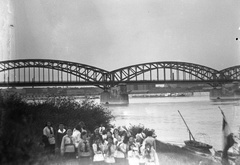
left=178, top=110, right=196, bottom=141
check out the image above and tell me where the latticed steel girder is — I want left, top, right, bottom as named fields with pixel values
left=220, top=65, right=240, bottom=80
left=0, top=59, right=109, bottom=83
left=0, top=59, right=239, bottom=88
left=109, top=61, right=223, bottom=82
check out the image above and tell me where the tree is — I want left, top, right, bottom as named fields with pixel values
left=0, top=94, right=114, bottom=164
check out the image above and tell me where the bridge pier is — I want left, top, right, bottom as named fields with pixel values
left=100, top=83, right=129, bottom=105
left=210, top=82, right=240, bottom=100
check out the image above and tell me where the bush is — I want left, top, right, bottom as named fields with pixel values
left=0, top=94, right=114, bottom=164
left=27, top=96, right=114, bottom=135
left=127, top=123, right=156, bottom=138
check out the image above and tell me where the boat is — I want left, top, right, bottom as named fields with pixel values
left=183, top=140, right=212, bottom=154
left=102, top=101, right=129, bottom=106
left=178, top=110, right=213, bottom=154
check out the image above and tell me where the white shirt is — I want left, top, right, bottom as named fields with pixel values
left=99, top=126, right=105, bottom=135
left=72, top=129, right=81, bottom=148
left=92, top=143, right=104, bottom=154
left=43, top=126, right=54, bottom=138
left=61, top=135, right=75, bottom=154
left=114, top=141, right=127, bottom=158
left=142, top=137, right=156, bottom=150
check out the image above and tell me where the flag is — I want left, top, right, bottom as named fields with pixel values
left=222, top=114, right=231, bottom=145
left=221, top=109, right=235, bottom=165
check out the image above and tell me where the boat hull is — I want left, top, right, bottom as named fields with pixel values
left=155, top=140, right=221, bottom=164
left=184, top=140, right=212, bottom=154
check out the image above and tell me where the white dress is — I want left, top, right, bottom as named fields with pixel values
left=104, top=144, right=116, bottom=164
left=128, top=150, right=140, bottom=165
left=92, top=143, right=104, bottom=162
left=142, top=148, right=159, bottom=165
left=72, top=129, right=81, bottom=148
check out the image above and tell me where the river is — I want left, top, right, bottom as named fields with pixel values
left=95, top=94, right=240, bottom=151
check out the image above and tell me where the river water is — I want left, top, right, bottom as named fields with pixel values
left=96, top=94, right=240, bottom=151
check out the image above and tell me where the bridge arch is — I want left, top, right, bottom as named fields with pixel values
left=0, top=59, right=238, bottom=88
left=0, top=59, right=109, bottom=89
left=109, top=61, right=220, bottom=86
left=220, top=65, right=240, bottom=80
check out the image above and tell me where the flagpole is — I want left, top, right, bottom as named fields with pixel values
left=218, top=106, right=232, bottom=133
left=178, top=110, right=196, bottom=141
left=218, top=106, right=226, bottom=119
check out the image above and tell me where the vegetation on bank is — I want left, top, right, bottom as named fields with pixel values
left=0, top=93, right=114, bottom=164
left=0, top=93, right=222, bottom=165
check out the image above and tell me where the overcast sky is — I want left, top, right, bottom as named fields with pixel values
left=12, top=0, right=240, bottom=71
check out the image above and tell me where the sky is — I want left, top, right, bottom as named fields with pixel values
left=8, top=0, right=240, bottom=71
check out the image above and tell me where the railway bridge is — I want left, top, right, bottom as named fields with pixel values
left=0, top=59, right=239, bottom=104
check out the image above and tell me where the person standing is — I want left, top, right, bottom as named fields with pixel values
left=60, top=129, right=76, bottom=159
left=55, top=123, right=66, bottom=155
left=142, top=131, right=156, bottom=151
left=78, top=132, right=92, bottom=164
left=72, top=124, right=82, bottom=149
left=43, top=121, right=55, bottom=155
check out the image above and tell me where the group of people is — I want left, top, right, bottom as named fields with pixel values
left=42, top=121, right=159, bottom=165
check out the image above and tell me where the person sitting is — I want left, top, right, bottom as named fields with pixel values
left=127, top=136, right=140, bottom=153
left=104, top=137, right=116, bottom=164
left=114, top=133, right=127, bottom=165
left=113, top=128, right=120, bottom=145
left=92, top=137, right=105, bottom=164
left=102, top=130, right=108, bottom=144
left=99, top=124, right=106, bottom=135
left=135, top=128, right=146, bottom=145
left=142, top=143, right=157, bottom=165
left=113, top=128, right=120, bottom=139
left=103, top=130, right=113, bottom=145
left=90, top=127, right=101, bottom=147
left=128, top=143, right=140, bottom=165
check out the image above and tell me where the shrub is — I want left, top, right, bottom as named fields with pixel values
left=27, top=97, right=114, bottom=136
left=0, top=94, right=114, bottom=164
left=127, top=123, right=156, bottom=138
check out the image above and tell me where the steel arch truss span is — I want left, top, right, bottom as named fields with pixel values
left=0, top=59, right=109, bottom=88
left=109, top=62, right=221, bottom=85
left=220, top=65, right=240, bottom=80
left=0, top=59, right=239, bottom=88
